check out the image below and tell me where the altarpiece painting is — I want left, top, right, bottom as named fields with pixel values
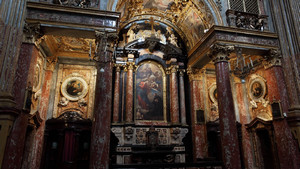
left=135, top=61, right=166, bottom=121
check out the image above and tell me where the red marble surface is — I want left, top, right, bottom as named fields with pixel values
left=2, top=112, right=28, bottom=169
left=125, top=69, right=133, bottom=122
left=215, top=61, right=241, bottom=169
left=28, top=70, right=53, bottom=169
left=13, top=43, right=38, bottom=109
left=193, top=125, right=207, bottom=159
left=265, top=67, right=300, bottom=169
left=113, top=70, right=120, bottom=123
left=2, top=43, right=38, bottom=169
left=170, top=72, right=179, bottom=123
left=190, top=80, right=207, bottom=160
left=236, top=83, right=255, bottom=169
left=89, top=62, right=113, bottom=169
left=179, top=75, right=186, bottom=124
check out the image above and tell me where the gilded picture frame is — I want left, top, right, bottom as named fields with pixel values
left=208, top=83, right=218, bottom=104
left=248, top=76, right=267, bottom=102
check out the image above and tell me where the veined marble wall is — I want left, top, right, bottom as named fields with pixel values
left=53, top=64, right=97, bottom=119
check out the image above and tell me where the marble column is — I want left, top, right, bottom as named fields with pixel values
left=264, top=49, right=300, bottom=169
left=2, top=44, right=38, bottom=169
left=2, top=22, right=44, bottom=169
left=113, top=65, right=121, bottom=123
left=169, top=65, right=179, bottom=124
left=125, top=62, right=134, bottom=123
left=89, top=31, right=118, bottom=169
left=0, top=2, right=27, bottom=166
left=211, top=44, right=241, bottom=169
left=179, top=69, right=186, bottom=125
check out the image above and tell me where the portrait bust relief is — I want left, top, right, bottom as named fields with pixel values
left=61, top=76, right=88, bottom=101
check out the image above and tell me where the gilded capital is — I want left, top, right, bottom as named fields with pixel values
left=187, top=67, right=204, bottom=81
left=179, top=69, right=185, bottom=76
left=124, top=62, right=136, bottom=72
left=45, top=55, right=58, bottom=71
left=166, top=65, right=179, bottom=74
left=209, top=43, right=234, bottom=63
left=114, top=64, right=122, bottom=72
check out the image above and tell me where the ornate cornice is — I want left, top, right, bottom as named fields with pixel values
left=209, top=43, right=234, bottom=63
left=263, top=49, right=282, bottom=69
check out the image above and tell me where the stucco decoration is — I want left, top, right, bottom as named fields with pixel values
left=248, top=74, right=272, bottom=121
left=208, top=83, right=217, bottom=104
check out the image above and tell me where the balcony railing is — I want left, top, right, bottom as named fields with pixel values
left=226, top=9, right=269, bottom=31
left=39, top=0, right=98, bottom=8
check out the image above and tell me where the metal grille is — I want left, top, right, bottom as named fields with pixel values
left=229, top=0, right=244, bottom=12
left=245, top=0, right=259, bottom=14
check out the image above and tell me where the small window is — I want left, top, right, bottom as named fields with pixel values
left=229, top=0, right=259, bottom=14
left=271, top=102, right=282, bottom=118
left=196, top=109, right=205, bottom=123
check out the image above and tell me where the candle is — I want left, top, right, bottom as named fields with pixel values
left=250, top=58, right=253, bottom=67
left=89, top=42, right=92, bottom=56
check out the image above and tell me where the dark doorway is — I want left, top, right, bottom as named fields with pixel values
left=41, top=112, right=92, bottom=169
left=256, top=129, right=275, bottom=169
left=207, top=131, right=222, bottom=161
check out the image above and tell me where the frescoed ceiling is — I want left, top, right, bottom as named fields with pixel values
left=112, top=0, right=222, bottom=50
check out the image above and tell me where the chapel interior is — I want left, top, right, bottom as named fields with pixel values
left=0, top=0, right=300, bottom=169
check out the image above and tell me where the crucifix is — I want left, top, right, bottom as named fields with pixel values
left=145, top=17, right=159, bottom=35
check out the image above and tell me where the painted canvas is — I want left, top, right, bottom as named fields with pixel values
left=143, top=0, right=173, bottom=11
left=183, top=9, right=204, bottom=45
left=136, top=62, right=164, bottom=121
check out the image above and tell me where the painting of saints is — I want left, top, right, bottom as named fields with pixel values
left=252, top=82, right=263, bottom=98
left=143, top=0, right=173, bottom=11
left=136, top=62, right=164, bottom=120
left=67, top=80, right=83, bottom=96
left=183, top=9, right=204, bottom=44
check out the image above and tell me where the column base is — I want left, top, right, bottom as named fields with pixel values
left=0, top=92, right=19, bottom=168
left=0, top=92, right=16, bottom=109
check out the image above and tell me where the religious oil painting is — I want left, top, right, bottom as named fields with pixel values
left=61, top=76, right=88, bottom=101
left=251, top=81, right=263, bottom=98
left=135, top=61, right=165, bottom=121
left=183, top=9, right=204, bottom=44
left=143, top=0, right=173, bottom=11
left=67, top=80, right=83, bottom=96
left=248, top=76, right=267, bottom=102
